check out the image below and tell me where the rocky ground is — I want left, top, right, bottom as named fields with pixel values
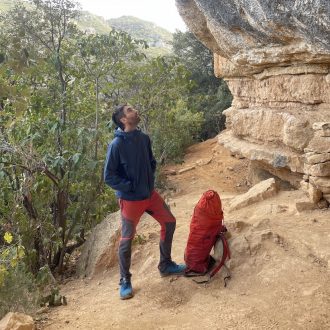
left=40, top=137, right=330, bottom=330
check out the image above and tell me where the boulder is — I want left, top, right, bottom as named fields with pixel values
left=176, top=0, right=330, bottom=75
left=0, top=312, right=34, bottom=330
left=228, top=178, right=278, bottom=211
left=218, top=131, right=304, bottom=174
left=76, top=211, right=121, bottom=278
left=248, top=160, right=301, bottom=189
left=176, top=0, right=330, bottom=197
left=224, top=107, right=315, bottom=152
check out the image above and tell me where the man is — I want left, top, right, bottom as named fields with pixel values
left=104, top=104, right=185, bottom=300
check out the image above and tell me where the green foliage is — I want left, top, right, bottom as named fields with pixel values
left=151, top=100, right=203, bottom=162
left=133, top=234, right=147, bottom=245
left=0, top=232, right=62, bottom=318
left=0, top=3, right=206, bottom=319
left=172, top=31, right=216, bottom=84
left=120, top=56, right=202, bottom=162
left=172, top=31, right=233, bottom=139
left=0, top=232, right=25, bottom=286
left=0, top=0, right=199, bottom=290
left=144, top=46, right=171, bottom=58
left=0, top=0, right=123, bottom=278
left=0, top=232, right=38, bottom=319
left=0, top=263, right=39, bottom=319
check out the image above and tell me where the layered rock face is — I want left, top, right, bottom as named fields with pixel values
left=176, top=0, right=330, bottom=204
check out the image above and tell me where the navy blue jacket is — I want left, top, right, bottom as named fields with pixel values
left=104, top=128, right=157, bottom=200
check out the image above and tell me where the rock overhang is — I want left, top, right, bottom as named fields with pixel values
left=176, top=0, right=330, bottom=206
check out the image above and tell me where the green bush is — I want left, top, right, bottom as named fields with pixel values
left=0, top=232, right=39, bottom=318
left=0, top=265, right=39, bottom=319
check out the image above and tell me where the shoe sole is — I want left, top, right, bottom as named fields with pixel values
left=120, top=293, right=133, bottom=300
left=160, top=272, right=185, bottom=278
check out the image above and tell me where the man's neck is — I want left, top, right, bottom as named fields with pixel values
left=124, top=125, right=137, bottom=132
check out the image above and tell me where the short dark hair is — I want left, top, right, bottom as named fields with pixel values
left=112, top=104, right=126, bottom=130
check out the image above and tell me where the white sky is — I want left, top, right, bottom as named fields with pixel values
left=76, top=0, right=187, bottom=32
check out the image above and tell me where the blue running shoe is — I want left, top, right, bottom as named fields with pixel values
left=160, top=262, right=186, bottom=277
left=119, top=278, right=133, bottom=300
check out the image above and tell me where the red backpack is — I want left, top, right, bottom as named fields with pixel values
left=184, top=190, right=231, bottom=284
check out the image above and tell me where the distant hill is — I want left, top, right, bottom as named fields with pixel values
left=0, top=0, right=13, bottom=12
left=77, top=11, right=112, bottom=35
left=0, top=1, right=173, bottom=56
left=107, top=16, right=172, bottom=49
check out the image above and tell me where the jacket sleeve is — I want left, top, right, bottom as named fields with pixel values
left=104, top=142, right=132, bottom=192
left=147, top=136, right=157, bottom=174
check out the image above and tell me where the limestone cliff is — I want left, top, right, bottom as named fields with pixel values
left=176, top=0, right=330, bottom=205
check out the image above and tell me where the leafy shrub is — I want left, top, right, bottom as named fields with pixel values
left=0, top=232, right=38, bottom=319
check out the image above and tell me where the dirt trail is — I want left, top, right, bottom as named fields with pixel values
left=43, top=137, right=330, bottom=330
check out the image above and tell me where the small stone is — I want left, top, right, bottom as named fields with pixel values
left=317, top=199, right=329, bottom=209
left=323, top=194, right=330, bottom=203
left=296, top=199, right=318, bottom=212
left=308, top=184, right=322, bottom=203
left=178, top=166, right=195, bottom=174
left=229, top=178, right=278, bottom=211
left=165, top=169, right=177, bottom=175
left=309, top=176, right=330, bottom=193
left=303, top=174, right=309, bottom=181
left=36, top=307, right=49, bottom=314
left=196, top=157, right=213, bottom=166
left=312, top=122, right=330, bottom=137
left=300, top=180, right=309, bottom=192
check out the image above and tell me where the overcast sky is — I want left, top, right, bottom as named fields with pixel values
left=76, top=0, right=187, bottom=32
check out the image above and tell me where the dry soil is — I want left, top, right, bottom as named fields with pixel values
left=42, top=137, right=330, bottom=330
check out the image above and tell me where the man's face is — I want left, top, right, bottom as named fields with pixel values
left=121, top=105, right=140, bottom=128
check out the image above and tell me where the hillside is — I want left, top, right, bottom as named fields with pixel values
left=0, top=0, right=12, bottom=12
left=40, top=137, right=330, bottom=329
left=0, top=1, right=172, bottom=56
left=77, top=11, right=111, bottom=35
left=107, top=16, right=172, bottom=49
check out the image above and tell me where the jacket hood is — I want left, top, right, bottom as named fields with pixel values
left=114, top=127, right=141, bottom=140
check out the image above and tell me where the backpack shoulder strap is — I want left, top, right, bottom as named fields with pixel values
left=209, top=232, right=231, bottom=278
left=193, top=231, right=231, bottom=286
